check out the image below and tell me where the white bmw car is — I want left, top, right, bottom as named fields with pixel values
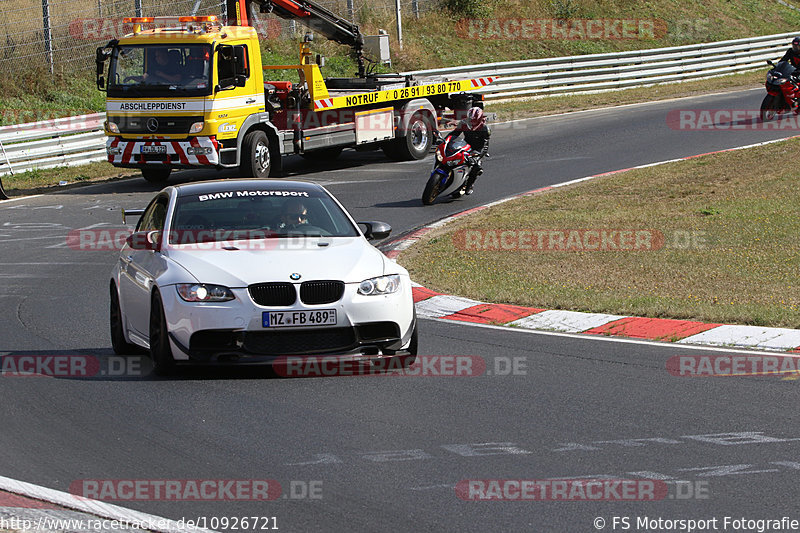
left=110, top=179, right=417, bottom=374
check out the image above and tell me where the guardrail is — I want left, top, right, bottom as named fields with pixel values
left=405, top=32, right=795, bottom=100
left=0, top=113, right=107, bottom=198
left=0, top=32, right=794, bottom=198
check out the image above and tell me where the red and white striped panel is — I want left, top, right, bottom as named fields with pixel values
left=106, top=137, right=219, bottom=166
left=470, top=76, right=497, bottom=89
left=313, top=98, right=334, bottom=111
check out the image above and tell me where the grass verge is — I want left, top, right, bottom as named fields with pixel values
left=1, top=162, right=138, bottom=196
left=398, top=137, right=800, bottom=329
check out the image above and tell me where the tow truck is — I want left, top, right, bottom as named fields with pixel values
left=96, top=0, right=496, bottom=183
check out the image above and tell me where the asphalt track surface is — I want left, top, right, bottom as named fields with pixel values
left=2, top=88, right=800, bottom=532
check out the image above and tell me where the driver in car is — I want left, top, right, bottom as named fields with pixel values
left=145, top=48, right=183, bottom=84
left=278, top=199, right=310, bottom=231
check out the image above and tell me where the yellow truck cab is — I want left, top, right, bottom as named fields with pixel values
left=97, top=4, right=495, bottom=184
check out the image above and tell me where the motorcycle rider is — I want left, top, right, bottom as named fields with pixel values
left=780, top=36, right=800, bottom=67
left=778, top=37, right=800, bottom=110
left=436, top=106, right=491, bottom=195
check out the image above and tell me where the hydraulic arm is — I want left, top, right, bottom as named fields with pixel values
left=226, top=0, right=367, bottom=76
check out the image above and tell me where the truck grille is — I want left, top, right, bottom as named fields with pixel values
left=242, top=328, right=356, bottom=355
left=249, top=282, right=296, bottom=306
left=109, top=116, right=203, bottom=134
left=300, top=280, right=345, bottom=305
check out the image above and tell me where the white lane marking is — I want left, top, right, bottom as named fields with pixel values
left=678, top=325, right=800, bottom=351
left=0, top=235, right=65, bottom=244
left=419, top=315, right=800, bottom=356
left=0, top=195, right=43, bottom=205
left=0, top=475, right=215, bottom=533
left=509, top=310, right=627, bottom=333
left=0, top=262, right=109, bottom=265
left=416, top=295, right=482, bottom=318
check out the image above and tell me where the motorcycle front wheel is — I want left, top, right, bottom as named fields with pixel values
left=761, top=94, right=779, bottom=122
left=422, top=170, right=449, bottom=205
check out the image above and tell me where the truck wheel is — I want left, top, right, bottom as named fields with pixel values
left=383, top=112, right=432, bottom=161
left=142, top=168, right=171, bottom=184
left=241, top=130, right=271, bottom=178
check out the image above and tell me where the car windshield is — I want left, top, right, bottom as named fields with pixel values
left=108, top=44, right=212, bottom=96
left=169, top=189, right=361, bottom=243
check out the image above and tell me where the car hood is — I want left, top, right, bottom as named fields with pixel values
left=165, top=237, right=388, bottom=287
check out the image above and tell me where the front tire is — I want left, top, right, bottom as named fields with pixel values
left=241, top=130, right=271, bottom=178
left=422, top=170, right=447, bottom=205
left=142, top=168, right=171, bottom=184
left=761, top=94, right=779, bottom=122
left=110, top=282, right=139, bottom=355
left=149, top=291, right=175, bottom=376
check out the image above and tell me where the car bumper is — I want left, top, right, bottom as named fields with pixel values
left=106, top=137, right=219, bottom=166
left=160, top=279, right=415, bottom=362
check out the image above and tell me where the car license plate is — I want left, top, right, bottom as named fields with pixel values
left=263, top=309, right=337, bottom=328
left=141, top=145, right=167, bottom=154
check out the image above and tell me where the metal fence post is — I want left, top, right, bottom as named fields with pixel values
left=346, top=0, right=355, bottom=22
left=0, top=179, right=7, bottom=200
left=41, top=0, right=54, bottom=74
left=135, top=0, right=142, bottom=17
left=412, top=0, right=419, bottom=19
left=395, top=0, right=403, bottom=50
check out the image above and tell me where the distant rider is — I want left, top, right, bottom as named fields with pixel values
left=778, top=37, right=800, bottom=110
left=780, top=36, right=800, bottom=67
left=437, top=106, right=491, bottom=195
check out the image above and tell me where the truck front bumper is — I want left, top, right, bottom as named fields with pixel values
left=106, top=137, right=219, bottom=166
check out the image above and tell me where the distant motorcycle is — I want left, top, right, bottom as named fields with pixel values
left=761, top=59, right=800, bottom=121
left=421, top=134, right=483, bottom=205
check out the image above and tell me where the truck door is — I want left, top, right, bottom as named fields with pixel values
left=213, top=43, right=264, bottom=142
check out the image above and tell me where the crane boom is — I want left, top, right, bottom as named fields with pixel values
left=226, top=0, right=366, bottom=76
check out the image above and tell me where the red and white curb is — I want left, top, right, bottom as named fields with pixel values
left=384, top=136, right=800, bottom=352
left=0, top=476, right=213, bottom=533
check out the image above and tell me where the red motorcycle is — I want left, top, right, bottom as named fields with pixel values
left=761, top=60, right=800, bottom=121
left=421, top=134, right=481, bottom=205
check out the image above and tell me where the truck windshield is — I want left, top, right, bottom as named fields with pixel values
left=108, top=44, right=212, bottom=96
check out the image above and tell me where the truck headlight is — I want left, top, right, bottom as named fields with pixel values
left=176, top=283, right=234, bottom=302
left=106, top=121, right=120, bottom=134
left=358, top=275, right=401, bottom=296
left=189, top=121, right=204, bottom=133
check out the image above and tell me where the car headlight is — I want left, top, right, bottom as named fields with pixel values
left=176, top=283, right=234, bottom=302
left=189, top=121, right=204, bottom=134
left=358, top=274, right=401, bottom=296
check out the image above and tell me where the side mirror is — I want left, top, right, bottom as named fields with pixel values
left=126, top=230, right=161, bottom=251
left=121, top=208, right=145, bottom=225
left=358, top=221, right=392, bottom=241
